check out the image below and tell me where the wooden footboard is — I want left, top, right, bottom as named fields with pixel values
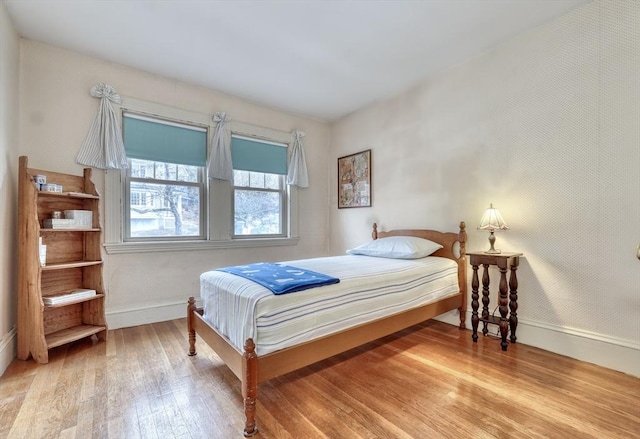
left=187, top=221, right=467, bottom=436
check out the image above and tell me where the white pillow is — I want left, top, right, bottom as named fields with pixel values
left=346, top=236, right=443, bottom=259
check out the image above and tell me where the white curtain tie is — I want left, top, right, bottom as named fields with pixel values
left=213, top=112, right=231, bottom=124
left=90, top=83, right=122, bottom=104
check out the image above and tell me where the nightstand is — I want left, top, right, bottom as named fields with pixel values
left=467, top=251, right=523, bottom=351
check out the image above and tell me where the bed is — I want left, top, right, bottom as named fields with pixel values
left=187, top=222, right=467, bottom=436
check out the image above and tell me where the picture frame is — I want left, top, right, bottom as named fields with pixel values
left=338, top=149, right=371, bottom=208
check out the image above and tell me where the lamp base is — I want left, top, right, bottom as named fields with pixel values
left=485, top=230, right=501, bottom=254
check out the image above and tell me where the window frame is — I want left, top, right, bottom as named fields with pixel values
left=122, top=112, right=208, bottom=242
left=103, top=97, right=299, bottom=254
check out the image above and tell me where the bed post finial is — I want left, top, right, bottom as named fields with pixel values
left=458, top=222, right=468, bottom=330
left=459, top=221, right=467, bottom=254
left=243, top=338, right=259, bottom=437
left=187, top=297, right=197, bottom=356
left=372, top=223, right=378, bottom=240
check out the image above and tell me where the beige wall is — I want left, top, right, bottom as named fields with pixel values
left=330, top=0, right=639, bottom=375
left=18, top=40, right=331, bottom=331
left=0, top=1, right=20, bottom=373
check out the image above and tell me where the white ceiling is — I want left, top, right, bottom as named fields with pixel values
left=5, top=0, right=589, bottom=121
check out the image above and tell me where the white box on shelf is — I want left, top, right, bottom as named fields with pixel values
left=63, top=210, right=93, bottom=228
left=43, top=218, right=78, bottom=229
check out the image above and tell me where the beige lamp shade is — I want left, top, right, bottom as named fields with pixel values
left=478, top=203, right=509, bottom=231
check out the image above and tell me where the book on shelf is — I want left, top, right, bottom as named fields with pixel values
left=42, top=218, right=92, bottom=229
left=43, top=288, right=97, bottom=305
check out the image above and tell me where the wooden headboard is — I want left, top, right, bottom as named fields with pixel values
left=372, top=222, right=467, bottom=307
left=372, top=222, right=467, bottom=262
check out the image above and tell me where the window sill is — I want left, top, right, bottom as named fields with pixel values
left=104, top=237, right=300, bottom=254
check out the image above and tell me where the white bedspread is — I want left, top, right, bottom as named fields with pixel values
left=201, top=254, right=459, bottom=355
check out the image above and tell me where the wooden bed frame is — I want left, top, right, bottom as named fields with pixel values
left=187, top=222, right=467, bottom=437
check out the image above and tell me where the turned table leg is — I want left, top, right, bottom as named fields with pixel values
left=497, top=259, right=510, bottom=351
left=509, top=258, right=520, bottom=344
left=481, top=264, right=491, bottom=336
left=471, top=263, right=480, bottom=342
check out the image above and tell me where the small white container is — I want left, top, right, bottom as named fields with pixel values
left=39, top=244, right=47, bottom=267
left=40, top=183, right=56, bottom=192
left=34, top=175, right=47, bottom=184
left=54, top=184, right=63, bottom=192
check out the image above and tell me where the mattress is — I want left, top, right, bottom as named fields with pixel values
left=201, top=254, right=459, bottom=356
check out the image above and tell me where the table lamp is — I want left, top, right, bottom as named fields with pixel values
left=478, top=203, right=508, bottom=254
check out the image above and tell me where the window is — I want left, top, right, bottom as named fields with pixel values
left=103, top=98, right=300, bottom=253
left=123, top=113, right=207, bottom=240
left=231, top=135, right=288, bottom=238
left=130, top=191, right=148, bottom=207
left=233, top=170, right=286, bottom=236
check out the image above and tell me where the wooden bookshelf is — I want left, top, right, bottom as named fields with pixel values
left=17, top=156, right=107, bottom=364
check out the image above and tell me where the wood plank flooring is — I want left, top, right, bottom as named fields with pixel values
left=1, top=319, right=638, bottom=438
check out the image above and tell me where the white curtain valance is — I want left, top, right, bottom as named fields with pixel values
left=287, top=129, right=309, bottom=188
left=76, top=83, right=128, bottom=169
left=207, top=112, right=233, bottom=181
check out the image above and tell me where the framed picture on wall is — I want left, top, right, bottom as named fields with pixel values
left=338, top=149, right=371, bottom=208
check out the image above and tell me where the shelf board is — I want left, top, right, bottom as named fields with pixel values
left=42, top=260, right=103, bottom=270
left=40, top=228, right=101, bottom=233
left=44, top=293, right=104, bottom=308
left=37, top=191, right=99, bottom=200
left=46, top=324, right=107, bottom=349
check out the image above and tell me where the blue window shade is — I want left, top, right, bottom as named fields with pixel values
left=123, top=113, right=207, bottom=167
left=231, top=135, right=287, bottom=175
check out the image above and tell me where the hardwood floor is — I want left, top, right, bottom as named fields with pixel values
left=1, top=319, right=638, bottom=438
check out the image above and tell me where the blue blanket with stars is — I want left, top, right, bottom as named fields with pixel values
left=217, top=262, right=340, bottom=295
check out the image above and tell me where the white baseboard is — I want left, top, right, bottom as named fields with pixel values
left=437, top=310, right=640, bottom=377
left=0, top=327, right=17, bottom=377
left=106, top=299, right=199, bottom=330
